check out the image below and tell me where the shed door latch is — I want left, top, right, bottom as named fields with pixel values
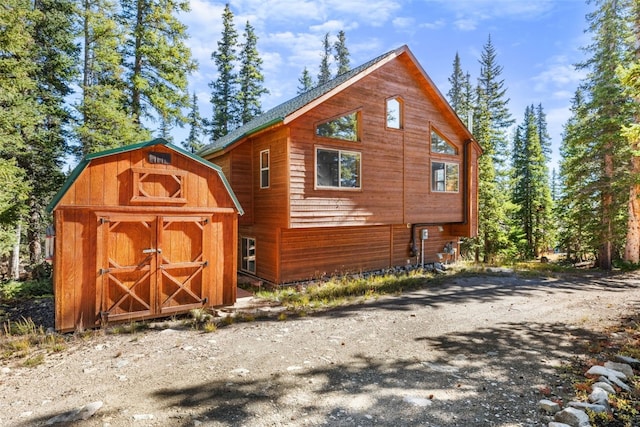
left=142, top=248, right=161, bottom=254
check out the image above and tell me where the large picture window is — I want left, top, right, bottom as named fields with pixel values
left=316, top=148, right=361, bottom=189
left=316, top=112, right=359, bottom=141
left=431, top=130, right=457, bottom=155
left=241, top=237, right=256, bottom=273
left=431, top=162, right=459, bottom=192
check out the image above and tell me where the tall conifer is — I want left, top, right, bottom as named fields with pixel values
left=237, top=21, right=268, bottom=125
left=317, top=33, right=332, bottom=85
left=209, top=3, right=238, bottom=140
left=334, top=30, right=350, bottom=75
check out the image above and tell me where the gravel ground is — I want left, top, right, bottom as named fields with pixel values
left=1, top=269, right=640, bottom=427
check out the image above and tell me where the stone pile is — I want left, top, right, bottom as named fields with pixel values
left=539, top=355, right=638, bottom=427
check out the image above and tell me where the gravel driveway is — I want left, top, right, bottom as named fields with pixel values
left=2, top=270, right=640, bottom=427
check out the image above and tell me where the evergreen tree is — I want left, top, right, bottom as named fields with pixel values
left=562, top=0, right=632, bottom=269
left=120, top=0, right=196, bottom=129
left=21, top=0, right=79, bottom=263
left=183, top=93, right=204, bottom=153
left=447, top=52, right=471, bottom=122
left=333, top=30, right=350, bottom=75
left=617, top=0, right=640, bottom=264
left=209, top=3, right=239, bottom=140
left=317, top=32, right=332, bottom=85
left=237, top=21, right=268, bottom=125
left=472, top=35, right=515, bottom=262
left=77, top=0, right=148, bottom=155
left=297, top=67, right=314, bottom=94
left=558, top=89, right=601, bottom=261
left=511, top=105, right=553, bottom=258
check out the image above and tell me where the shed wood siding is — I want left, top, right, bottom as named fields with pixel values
left=51, top=142, right=240, bottom=331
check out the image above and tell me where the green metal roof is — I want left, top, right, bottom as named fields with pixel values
left=47, top=138, right=244, bottom=215
left=197, top=46, right=405, bottom=157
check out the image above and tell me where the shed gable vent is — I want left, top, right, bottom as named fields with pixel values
left=148, top=151, right=172, bottom=165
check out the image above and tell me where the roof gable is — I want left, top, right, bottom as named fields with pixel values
left=198, top=45, right=476, bottom=157
left=47, top=138, right=244, bottom=214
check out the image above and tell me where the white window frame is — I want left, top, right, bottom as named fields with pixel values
left=241, top=237, right=256, bottom=274
left=260, top=149, right=270, bottom=189
left=431, top=161, right=460, bottom=193
left=386, top=96, right=403, bottom=129
left=315, top=147, right=362, bottom=190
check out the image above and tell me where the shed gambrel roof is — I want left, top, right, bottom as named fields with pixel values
left=47, top=138, right=244, bottom=214
left=198, top=45, right=476, bottom=158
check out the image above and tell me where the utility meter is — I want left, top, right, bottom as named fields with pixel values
left=421, top=229, right=429, bottom=240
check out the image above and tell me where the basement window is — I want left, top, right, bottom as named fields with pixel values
left=241, top=237, right=256, bottom=274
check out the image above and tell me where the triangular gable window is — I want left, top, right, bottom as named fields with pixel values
left=316, top=112, right=359, bottom=142
left=431, top=130, right=457, bottom=155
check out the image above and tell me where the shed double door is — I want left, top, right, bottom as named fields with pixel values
left=98, top=214, right=212, bottom=323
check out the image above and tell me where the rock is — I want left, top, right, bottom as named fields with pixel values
left=231, top=368, right=250, bottom=376
left=604, top=361, right=634, bottom=379
left=592, top=381, right=615, bottom=394
left=615, top=354, right=640, bottom=367
left=133, top=414, right=154, bottom=420
left=402, top=396, right=432, bottom=407
left=538, top=399, right=561, bottom=414
left=586, top=365, right=626, bottom=380
left=554, top=407, right=590, bottom=427
left=607, top=374, right=631, bottom=392
left=588, top=386, right=609, bottom=404
left=45, top=401, right=103, bottom=425
left=548, top=423, right=573, bottom=427
left=567, top=401, right=608, bottom=413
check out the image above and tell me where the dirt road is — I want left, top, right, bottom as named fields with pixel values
left=2, top=270, right=640, bottom=426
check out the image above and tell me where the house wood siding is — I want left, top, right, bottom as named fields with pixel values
left=51, top=142, right=240, bottom=331
left=202, top=46, right=480, bottom=284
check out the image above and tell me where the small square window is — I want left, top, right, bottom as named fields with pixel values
left=431, top=162, right=459, bottom=193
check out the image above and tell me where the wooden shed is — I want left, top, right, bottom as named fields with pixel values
left=47, top=139, right=243, bottom=332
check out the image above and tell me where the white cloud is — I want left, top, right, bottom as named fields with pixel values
left=392, top=16, right=415, bottom=30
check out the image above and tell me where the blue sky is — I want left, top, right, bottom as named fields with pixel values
left=178, top=0, right=592, bottom=169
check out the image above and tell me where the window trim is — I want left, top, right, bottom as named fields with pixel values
left=314, top=109, right=362, bottom=142
left=386, top=96, right=404, bottom=130
left=430, top=128, right=458, bottom=156
left=241, top=236, right=256, bottom=274
left=260, top=149, right=270, bottom=189
left=315, top=146, right=362, bottom=190
left=431, top=161, right=460, bottom=193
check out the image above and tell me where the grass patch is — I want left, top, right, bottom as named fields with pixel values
left=0, top=317, right=68, bottom=366
left=256, top=269, right=435, bottom=310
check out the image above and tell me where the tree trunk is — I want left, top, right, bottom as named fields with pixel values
left=624, top=167, right=640, bottom=263
left=11, top=223, right=21, bottom=280
left=600, top=152, right=614, bottom=270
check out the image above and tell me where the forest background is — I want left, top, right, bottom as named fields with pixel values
left=1, top=0, right=639, bottom=279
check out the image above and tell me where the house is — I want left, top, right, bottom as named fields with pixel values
left=47, top=139, right=243, bottom=331
left=198, top=45, right=481, bottom=285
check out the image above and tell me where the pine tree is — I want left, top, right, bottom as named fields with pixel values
left=120, top=0, right=196, bottom=129
left=237, top=21, right=268, bottom=125
left=447, top=52, right=470, bottom=121
left=558, top=89, right=601, bottom=261
left=617, top=0, right=640, bottom=264
left=564, top=0, right=632, bottom=269
left=334, top=30, right=350, bottom=75
left=472, top=35, right=515, bottom=262
left=511, top=105, right=553, bottom=258
left=297, top=67, right=314, bottom=94
left=183, top=93, right=204, bottom=153
left=317, top=33, right=332, bottom=85
left=77, top=0, right=148, bottom=155
left=209, top=3, right=239, bottom=140
left=20, top=0, right=79, bottom=263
